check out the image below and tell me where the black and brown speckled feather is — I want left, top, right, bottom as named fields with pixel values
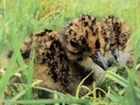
left=5, top=15, right=109, bottom=97
left=62, top=15, right=107, bottom=56
left=5, top=22, right=107, bottom=98
left=102, top=15, right=134, bottom=68
left=103, top=15, right=131, bottom=50
left=7, top=29, right=81, bottom=96
left=61, top=14, right=109, bottom=81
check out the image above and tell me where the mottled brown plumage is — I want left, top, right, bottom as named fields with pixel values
left=102, top=15, right=133, bottom=68
left=62, top=15, right=110, bottom=67
left=103, top=15, right=131, bottom=50
left=7, top=29, right=81, bottom=97
left=61, top=14, right=110, bottom=80
left=6, top=14, right=109, bottom=98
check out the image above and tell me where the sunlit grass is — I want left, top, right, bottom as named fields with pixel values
left=0, top=0, right=140, bottom=104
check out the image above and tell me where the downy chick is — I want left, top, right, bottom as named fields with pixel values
left=61, top=14, right=109, bottom=81
left=102, top=15, right=133, bottom=68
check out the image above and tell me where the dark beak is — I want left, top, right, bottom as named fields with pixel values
left=111, top=47, right=119, bottom=62
left=90, top=51, right=108, bottom=70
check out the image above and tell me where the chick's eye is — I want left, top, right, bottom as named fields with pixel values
left=105, top=37, right=109, bottom=42
left=70, top=40, right=79, bottom=47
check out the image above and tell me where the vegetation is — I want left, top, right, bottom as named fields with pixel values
left=0, top=0, right=140, bottom=104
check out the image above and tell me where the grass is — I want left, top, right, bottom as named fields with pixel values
left=0, top=0, right=140, bottom=105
